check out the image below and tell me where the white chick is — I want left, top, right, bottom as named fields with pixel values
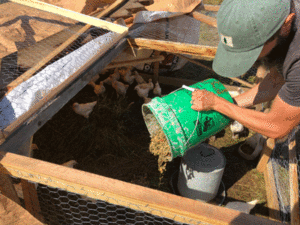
left=72, top=101, right=97, bottom=119
left=121, top=67, right=135, bottom=85
left=133, top=71, right=145, bottom=84
left=153, top=82, right=161, bottom=96
left=112, top=80, right=129, bottom=97
left=230, top=120, right=244, bottom=139
left=136, top=79, right=154, bottom=90
left=134, top=85, right=151, bottom=99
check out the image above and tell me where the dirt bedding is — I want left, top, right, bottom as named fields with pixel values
left=149, top=129, right=172, bottom=173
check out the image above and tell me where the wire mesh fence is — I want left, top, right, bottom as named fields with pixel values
left=34, top=182, right=208, bottom=225
left=0, top=0, right=127, bottom=132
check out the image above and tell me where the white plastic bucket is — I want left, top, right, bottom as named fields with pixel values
left=177, top=143, right=226, bottom=202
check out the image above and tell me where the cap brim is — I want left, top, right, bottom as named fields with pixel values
left=212, top=41, right=264, bottom=78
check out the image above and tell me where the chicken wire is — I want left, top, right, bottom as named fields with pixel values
left=0, top=1, right=123, bottom=130
left=14, top=180, right=209, bottom=225
left=270, top=125, right=300, bottom=223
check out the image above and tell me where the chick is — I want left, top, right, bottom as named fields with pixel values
left=112, top=80, right=129, bottom=97
left=88, top=81, right=105, bottom=96
left=110, top=68, right=120, bottom=81
left=121, top=67, right=135, bottom=85
left=103, top=76, right=113, bottom=85
left=133, top=71, right=145, bottom=84
left=136, top=78, right=154, bottom=90
left=230, top=120, right=245, bottom=139
left=134, top=85, right=151, bottom=99
left=153, top=82, right=162, bottom=96
left=72, top=101, right=97, bottom=119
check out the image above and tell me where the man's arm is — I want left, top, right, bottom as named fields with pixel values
left=191, top=67, right=300, bottom=139
left=234, top=67, right=285, bottom=107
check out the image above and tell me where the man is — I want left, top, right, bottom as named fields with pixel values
left=192, top=0, right=299, bottom=140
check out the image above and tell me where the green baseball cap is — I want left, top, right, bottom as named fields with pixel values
left=212, top=0, right=290, bottom=77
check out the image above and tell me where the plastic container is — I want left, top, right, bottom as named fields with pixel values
left=142, top=78, right=233, bottom=159
left=177, top=143, right=226, bottom=202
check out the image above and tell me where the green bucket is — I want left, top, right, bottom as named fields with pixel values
left=142, top=78, right=234, bottom=159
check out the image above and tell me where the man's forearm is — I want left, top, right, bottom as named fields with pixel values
left=234, top=67, right=285, bottom=107
left=214, top=97, right=280, bottom=138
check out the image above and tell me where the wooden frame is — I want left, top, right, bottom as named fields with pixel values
left=10, top=0, right=128, bottom=34
left=0, top=151, right=282, bottom=225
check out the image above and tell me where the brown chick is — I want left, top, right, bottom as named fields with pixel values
left=112, top=80, right=129, bottom=97
left=72, top=101, right=97, bottom=119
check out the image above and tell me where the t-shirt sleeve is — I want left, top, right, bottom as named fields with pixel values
left=278, top=65, right=300, bottom=107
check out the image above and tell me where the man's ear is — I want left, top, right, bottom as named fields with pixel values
left=280, top=13, right=296, bottom=37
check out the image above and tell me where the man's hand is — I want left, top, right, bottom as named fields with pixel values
left=191, top=90, right=217, bottom=111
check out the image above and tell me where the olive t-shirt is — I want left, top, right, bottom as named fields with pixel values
left=278, top=0, right=300, bottom=107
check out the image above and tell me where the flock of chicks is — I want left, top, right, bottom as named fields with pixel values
left=72, top=66, right=162, bottom=119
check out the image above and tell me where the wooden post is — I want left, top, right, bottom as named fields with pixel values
left=257, top=138, right=276, bottom=173
left=0, top=167, right=21, bottom=205
left=264, top=161, right=281, bottom=221
left=21, top=179, right=44, bottom=223
left=152, top=51, right=161, bottom=84
left=289, top=139, right=300, bottom=225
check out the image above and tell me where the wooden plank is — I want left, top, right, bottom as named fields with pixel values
left=2, top=30, right=127, bottom=140
left=176, top=54, right=255, bottom=88
left=264, top=161, right=281, bottom=222
left=10, top=0, right=128, bottom=34
left=128, top=38, right=217, bottom=59
left=6, top=0, right=128, bottom=93
left=257, top=138, right=276, bottom=173
left=109, top=9, right=131, bottom=18
left=0, top=151, right=282, bottom=225
left=106, top=55, right=165, bottom=69
left=139, top=73, right=250, bottom=93
left=21, top=179, right=44, bottom=223
left=190, top=11, right=217, bottom=28
left=0, top=38, right=128, bottom=151
left=204, top=4, right=220, bottom=11
left=0, top=169, right=21, bottom=205
left=289, top=139, right=300, bottom=225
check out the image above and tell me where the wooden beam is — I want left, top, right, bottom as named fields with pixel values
left=139, top=73, right=250, bottom=93
left=204, top=4, right=220, bottom=11
left=264, top=161, right=281, bottom=222
left=6, top=0, right=128, bottom=93
left=105, top=55, right=165, bottom=69
left=176, top=54, right=255, bottom=88
left=0, top=152, right=282, bottom=225
left=190, top=11, right=217, bottom=28
left=289, top=139, right=300, bottom=225
left=128, top=38, right=217, bottom=59
left=10, top=0, right=128, bottom=34
left=2, top=31, right=127, bottom=140
left=257, top=138, right=276, bottom=173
